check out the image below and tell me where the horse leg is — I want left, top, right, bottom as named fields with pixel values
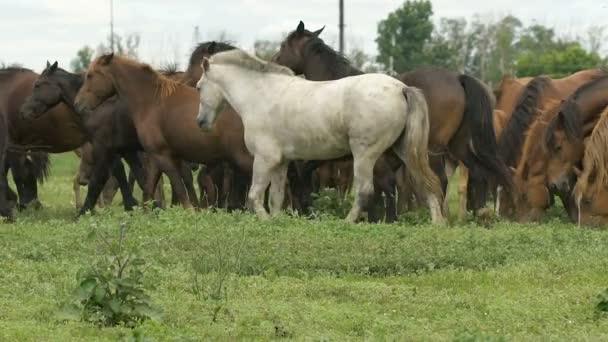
left=458, top=162, right=469, bottom=220
left=142, top=159, right=163, bottom=208
left=110, top=158, right=138, bottom=211
left=152, top=155, right=192, bottom=209
left=346, top=153, right=376, bottom=223
left=269, top=162, right=288, bottom=216
left=429, top=155, right=448, bottom=218
left=179, top=162, right=200, bottom=208
left=249, top=156, right=277, bottom=220
left=78, top=151, right=113, bottom=216
left=73, top=173, right=82, bottom=209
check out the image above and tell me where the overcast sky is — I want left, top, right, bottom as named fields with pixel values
left=1, top=0, right=607, bottom=72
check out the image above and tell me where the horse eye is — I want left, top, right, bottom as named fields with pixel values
left=87, top=74, right=93, bottom=79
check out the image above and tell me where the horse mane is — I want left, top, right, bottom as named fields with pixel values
left=302, top=37, right=363, bottom=78
left=189, top=41, right=236, bottom=67
left=159, top=62, right=181, bottom=76
left=580, top=105, right=608, bottom=189
left=498, top=75, right=552, bottom=165
left=104, top=54, right=180, bottom=101
left=516, top=103, right=560, bottom=177
left=210, top=49, right=295, bottom=76
left=545, top=75, right=608, bottom=150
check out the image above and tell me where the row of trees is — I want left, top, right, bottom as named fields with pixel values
left=376, top=0, right=606, bottom=85
left=70, top=1, right=605, bottom=87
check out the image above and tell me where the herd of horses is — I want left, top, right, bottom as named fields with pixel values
left=1, top=21, right=608, bottom=226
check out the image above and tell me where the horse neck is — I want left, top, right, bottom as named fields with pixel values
left=111, top=63, right=159, bottom=113
left=302, top=53, right=362, bottom=81
left=59, top=73, right=84, bottom=110
left=573, top=80, right=608, bottom=125
left=212, top=65, right=281, bottom=120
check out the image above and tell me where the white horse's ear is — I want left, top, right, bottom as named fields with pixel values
left=312, top=26, right=325, bottom=37
left=509, top=166, right=516, bottom=174
left=296, top=20, right=305, bottom=34
left=201, top=57, right=210, bottom=72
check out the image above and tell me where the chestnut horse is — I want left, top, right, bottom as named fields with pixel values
left=275, top=21, right=511, bottom=221
left=497, top=69, right=606, bottom=219
left=74, top=54, right=253, bottom=209
left=544, top=75, right=608, bottom=192
left=573, top=105, right=608, bottom=226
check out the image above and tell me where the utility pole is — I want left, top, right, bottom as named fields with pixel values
left=110, top=0, right=115, bottom=53
left=339, top=0, right=344, bottom=54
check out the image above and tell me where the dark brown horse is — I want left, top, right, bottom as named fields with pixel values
left=275, top=21, right=511, bottom=220
left=74, top=54, right=253, bottom=209
left=20, top=62, right=152, bottom=215
left=181, top=41, right=251, bottom=210
left=0, top=67, right=74, bottom=218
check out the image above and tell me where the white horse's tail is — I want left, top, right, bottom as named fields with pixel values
left=393, top=87, right=444, bottom=214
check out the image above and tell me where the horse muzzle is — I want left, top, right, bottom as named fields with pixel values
left=197, top=115, right=212, bottom=130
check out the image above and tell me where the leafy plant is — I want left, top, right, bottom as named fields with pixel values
left=57, top=224, right=161, bottom=327
left=310, top=188, right=353, bottom=219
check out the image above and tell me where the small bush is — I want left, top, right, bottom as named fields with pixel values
left=311, top=188, right=352, bottom=219
left=57, top=224, right=161, bottom=327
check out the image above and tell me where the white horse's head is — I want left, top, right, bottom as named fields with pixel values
left=196, top=57, right=224, bottom=130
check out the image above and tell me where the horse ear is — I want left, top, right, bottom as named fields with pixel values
left=100, top=53, right=114, bottom=65
left=46, top=60, right=51, bottom=69
left=312, top=26, right=325, bottom=37
left=573, top=166, right=583, bottom=177
left=49, top=61, right=58, bottom=73
left=208, top=41, right=217, bottom=54
left=296, top=21, right=305, bottom=34
left=201, top=57, right=210, bottom=72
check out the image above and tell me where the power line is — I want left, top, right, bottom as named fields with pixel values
left=339, top=0, right=344, bottom=54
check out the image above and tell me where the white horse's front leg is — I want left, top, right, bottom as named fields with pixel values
left=269, top=162, right=288, bottom=216
left=346, top=155, right=376, bottom=223
left=248, top=155, right=275, bottom=220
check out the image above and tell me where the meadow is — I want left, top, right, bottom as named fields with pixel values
left=1, top=153, right=608, bottom=341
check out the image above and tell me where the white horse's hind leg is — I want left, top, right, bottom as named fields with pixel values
left=269, top=162, right=288, bottom=216
left=346, top=156, right=375, bottom=223
left=249, top=156, right=275, bottom=220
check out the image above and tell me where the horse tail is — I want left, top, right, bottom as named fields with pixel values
left=394, top=86, right=443, bottom=219
left=27, top=151, right=51, bottom=184
left=458, top=74, right=513, bottom=210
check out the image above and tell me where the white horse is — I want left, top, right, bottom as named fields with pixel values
left=196, top=49, right=445, bottom=224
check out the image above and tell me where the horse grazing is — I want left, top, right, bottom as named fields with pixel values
left=573, top=105, right=608, bottom=226
left=74, top=53, right=253, bottom=209
left=544, top=75, right=608, bottom=192
left=196, top=49, right=444, bottom=223
left=497, top=69, right=606, bottom=218
left=275, top=21, right=510, bottom=220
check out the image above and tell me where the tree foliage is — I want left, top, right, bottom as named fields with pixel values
left=70, top=46, right=94, bottom=73
left=376, top=1, right=606, bottom=85
left=376, top=0, right=433, bottom=72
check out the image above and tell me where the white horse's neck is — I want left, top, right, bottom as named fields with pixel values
left=210, top=65, right=294, bottom=122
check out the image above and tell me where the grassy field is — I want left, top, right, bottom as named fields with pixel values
left=1, top=153, right=608, bottom=341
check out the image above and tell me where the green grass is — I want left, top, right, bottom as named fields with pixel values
left=1, top=153, right=608, bottom=341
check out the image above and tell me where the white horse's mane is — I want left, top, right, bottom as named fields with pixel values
left=209, top=49, right=295, bottom=76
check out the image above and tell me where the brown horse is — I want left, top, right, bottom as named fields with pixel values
left=573, top=105, right=608, bottom=226
left=181, top=41, right=251, bottom=210
left=454, top=75, right=532, bottom=219
left=74, top=54, right=253, bottom=209
left=497, top=69, right=606, bottom=219
left=0, top=67, right=82, bottom=218
left=275, top=21, right=511, bottom=221
left=544, top=75, right=608, bottom=192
